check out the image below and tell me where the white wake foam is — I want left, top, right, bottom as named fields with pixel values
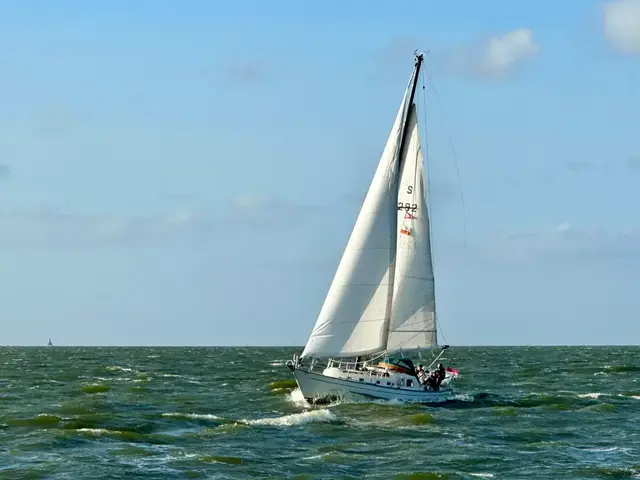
left=286, top=388, right=311, bottom=408
left=244, top=409, right=337, bottom=427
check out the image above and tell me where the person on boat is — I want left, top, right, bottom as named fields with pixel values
left=434, top=364, right=446, bottom=389
left=424, top=370, right=439, bottom=391
left=423, top=364, right=446, bottom=391
left=416, top=364, right=428, bottom=385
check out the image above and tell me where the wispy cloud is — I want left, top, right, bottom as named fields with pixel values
left=198, top=59, right=271, bottom=89
left=32, top=107, right=77, bottom=136
left=489, top=223, right=640, bottom=264
left=231, top=193, right=326, bottom=228
left=627, top=156, right=640, bottom=172
left=222, top=60, right=270, bottom=85
left=602, top=0, right=640, bottom=55
left=441, top=29, right=539, bottom=79
left=564, top=160, right=592, bottom=173
left=0, top=207, right=214, bottom=248
left=0, top=195, right=327, bottom=248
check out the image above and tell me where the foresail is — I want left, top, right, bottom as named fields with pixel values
left=300, top=88, right=411, bottom=359
left=386, top=104, right=437, bottom=353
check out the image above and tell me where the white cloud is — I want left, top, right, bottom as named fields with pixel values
left=0, top=207, right=211, bottom=247
left=33, top=107, right=77, bottom=136
left=234, top=193, right=268, bottom=211
left=603, top=0, right=640, bottom=54
left=490, top=223, right=640, bottom=263
left=0, top=195, right=327, bottom=247
left=564, top=160, right=592, bottom=173
left=226, top=62, right=268, bottom=83
left=231, top=193, right=327, bottom=228
left=444, top=29, right=539, bottom=79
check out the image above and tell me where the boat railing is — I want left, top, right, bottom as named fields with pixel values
left=326, top=358, right=383, bottom=372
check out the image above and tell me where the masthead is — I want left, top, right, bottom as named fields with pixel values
left=413, top=49, right=428, bottom=64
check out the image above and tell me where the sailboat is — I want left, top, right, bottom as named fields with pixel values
left=286, top=52, right=459, bottom=404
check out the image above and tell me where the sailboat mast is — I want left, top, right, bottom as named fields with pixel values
left=379, top=52, right=426, bottom=357
left=399, top=52, right=424, bottom=165
left=408, top=53, right=424, bottom=108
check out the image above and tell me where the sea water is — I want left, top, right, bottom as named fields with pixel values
left=0, top=346, right=639, bottom=478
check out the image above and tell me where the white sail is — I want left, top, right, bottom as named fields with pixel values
left=300, top=85, right=412, bottom=359
left=386, top=104, right=437, bottom=352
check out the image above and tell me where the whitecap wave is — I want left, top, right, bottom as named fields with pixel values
left=618, top=394, right=640, bottom=400
left=94, top=376, right=136, bottom=383
left=75, top=428, right=113, bottom=435
left=451, top=393, right=474, bottom=402
left=578, top=393, right=607, bottom=399
left=583, top=446, right=619, bottom=453
left=244, top=409, right=337, bottom=427
left=106, top=366, right=136, bottom=373
left=161, top=412, right=220, bottom=420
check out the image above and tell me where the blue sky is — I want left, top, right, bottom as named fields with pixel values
left=0, top=0, right=638, bottom=346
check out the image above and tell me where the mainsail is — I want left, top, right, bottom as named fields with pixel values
left=301, top=54, right=435, bottom=359
left=300, top=88, right=409, bottom=359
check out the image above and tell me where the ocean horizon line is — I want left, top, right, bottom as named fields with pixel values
left=3, top=343, right=639, bottom=348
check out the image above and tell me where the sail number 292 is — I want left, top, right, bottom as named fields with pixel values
left=398, top=203, right=417, bottom=212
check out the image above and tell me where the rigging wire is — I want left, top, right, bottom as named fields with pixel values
left=420, top=63, right=451, bottom=348
left=423, top=63, right=469, bottom=248
left=419, top=56, right=458, bottom=349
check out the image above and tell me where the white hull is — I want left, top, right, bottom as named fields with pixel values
left=291, top=367, right=456, bottom=404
